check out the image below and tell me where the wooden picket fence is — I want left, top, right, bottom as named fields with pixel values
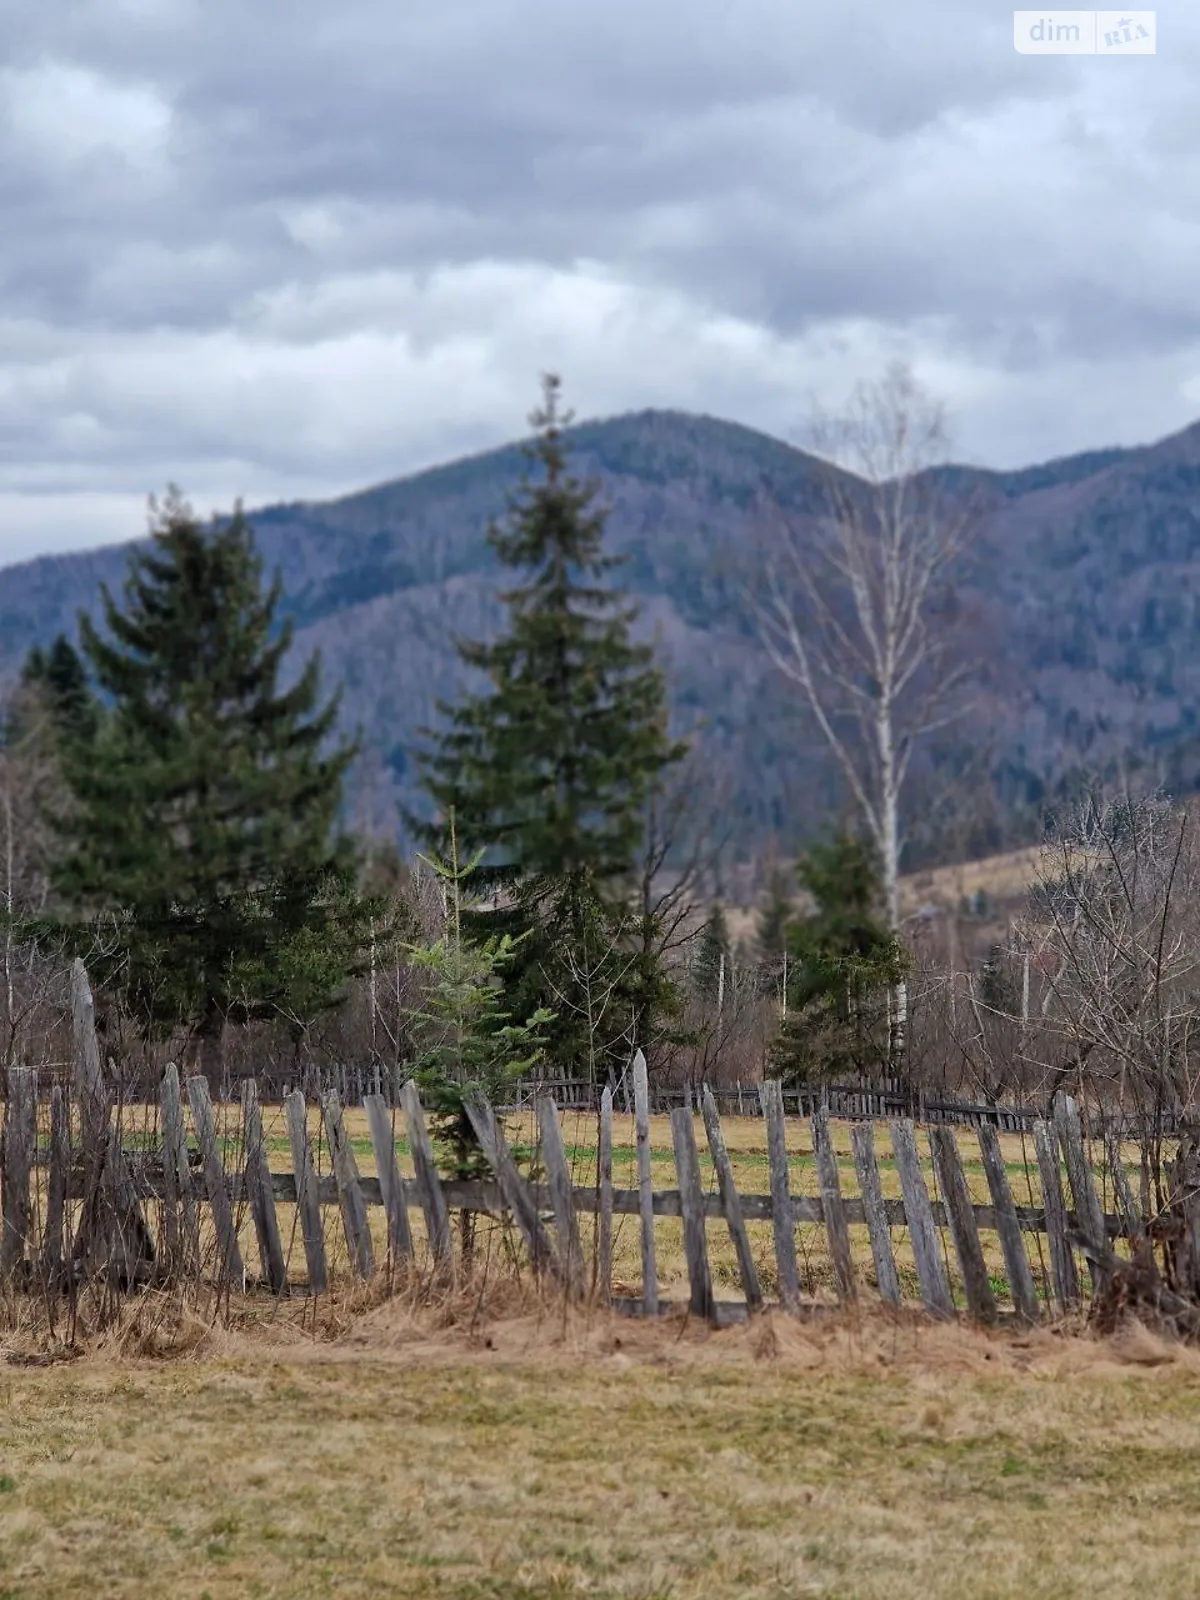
left=0, top=974, right=1149, bottom=1327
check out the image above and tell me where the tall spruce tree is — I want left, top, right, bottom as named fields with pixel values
left=415, top=376, right=685, bottom=1079
left=47, top=489, right=371, bottom=1077
left=770, top=833, right=907, bottom=1083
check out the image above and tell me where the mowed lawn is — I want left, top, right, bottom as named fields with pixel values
left=2, top=1308, right=1200, bottom=1598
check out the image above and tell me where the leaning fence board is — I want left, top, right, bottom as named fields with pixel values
left=1104, top=1129, right=1144, bottom=1242
left=464, top=1099, right=558, bottom=1280
left=849, top=1123, right=900, bottom=1304
left=891, top=1120, right=953, bottom=1317
left=1054, top=1095, right=1107, bottom=1287
left=670, top=1106, right=716, bottom=1322
left=186, top=1075, right=244, bottom=1289
left=1033, top=1117, right=1079, bottom=1313
left=632, top=1050, right=658, bottom=1315
left=597, top=1086, right=614, bottom=1306
left=399, top=1079, right=453, bottom=1267
left=284, top=1090, right=327, bottom=1294
left=760, top=1078, right=802, bottom=1310
left=242, top=1080, right=287, bottom=1294
left=812, top=1108, right=856, bottom=1304
left=538, top=1095, right=583, bottom=1295
left=41, top=1084, right=70, bottom=1284
left=1, top=1066, right=35, bottom=1274
left=701, top=1086, right=762, bottom=1312
left=160, top=1064, right=191, bottom=1270
left=364, top=1093, right=414, bottom=1265
left=978, top=1123, right=1040, bottom=1325
left=323, top=1090, right=374, bottom=1280
left=930, top=1126, right=995, bottom=1323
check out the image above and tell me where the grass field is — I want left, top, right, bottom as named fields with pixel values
left=2, top=1303, right=1200, bottom=1598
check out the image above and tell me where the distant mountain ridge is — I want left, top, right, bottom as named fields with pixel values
left=5, top=407, right=1200, bottom=871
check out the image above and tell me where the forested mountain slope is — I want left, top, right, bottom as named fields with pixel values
left=5, top=408, right=1200, bottom=867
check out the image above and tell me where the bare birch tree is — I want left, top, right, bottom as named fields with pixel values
left=752, top=363, right=978, bottom=1059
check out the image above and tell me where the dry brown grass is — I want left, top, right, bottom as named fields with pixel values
left=2, top=1299, right=1200, bottom=1598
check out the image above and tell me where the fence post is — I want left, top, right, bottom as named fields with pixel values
left=597, top=1086, right=613, bottom=1306
left=1, top=1067, right=35, bottom=1275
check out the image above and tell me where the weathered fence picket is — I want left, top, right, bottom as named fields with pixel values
left=1054, top=1096, right=1107, bottom=1289
left=187, top=1075, right=244, bottom=1290
left=930, top=1126, right=996, bottom=1323
left=243, top=1080, right=288, bottom=1294
left=464, top=1098, right=558, bottom=1281
left=538, top=1095, right=583, bottom=1296
left=161, top=1064, right=194, bottom=1272
left=1033, top=1117, right=1079, bottom=1313
left=632, top=1050, right=658, bottom=1316
left=364, top=1093, right=414, bottom=1266
left=670, top=1105, right=716, bottom=1323
left=1105, top=1129, right=1144, bottom=1243
left=400, top=1079, right=453, bottom=1268
left=284, top=1088, right=328, bottom=1294
left=812, top=1108, right=856, bottom=1304
left=323, top=1090, right=374, bottom=1280
left=597, top=1086, right=614, bottom=1305
left=849, top=1122, right=900, bottom=1304
left=760, top=1078, right=801, bottom=1310
left=1, top=1067, right=34, bottom=1274
left=977, top=1123, right=1039, bottom=1325
left=891, top=1119, right=953, bottom=1317
left=701, top=1086, right=762, bottom=1312
left=41, top=1084, right=70, bottom=1286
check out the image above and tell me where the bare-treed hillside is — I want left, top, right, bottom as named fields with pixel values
left=4, top=406, right=1200, bottom=866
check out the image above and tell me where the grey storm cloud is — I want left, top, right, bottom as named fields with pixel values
left=1, top=0, right=1199, bottom=558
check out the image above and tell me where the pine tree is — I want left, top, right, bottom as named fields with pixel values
left=415, top=376, right=685, bottom=1079
left=45, top=489, right=372, bottom=1076
left=771, top=833, right=907, bottom=1083
left=22, top=635, right=99, bottom=747
left=406, top=818, right=553, bottom=1259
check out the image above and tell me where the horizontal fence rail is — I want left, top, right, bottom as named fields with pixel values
left=2, top=970, right=1190, bottom=1329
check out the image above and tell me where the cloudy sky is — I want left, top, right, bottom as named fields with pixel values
left=0, top=0, right=1197, bottom=561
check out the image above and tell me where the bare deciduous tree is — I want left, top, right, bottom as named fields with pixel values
left=752, top=363, right=978, bottom=1059
left=1028, top=792, right=1200, bottom=1127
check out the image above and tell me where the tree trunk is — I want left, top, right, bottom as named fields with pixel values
left=877, top=698, right=906, bottom=1068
